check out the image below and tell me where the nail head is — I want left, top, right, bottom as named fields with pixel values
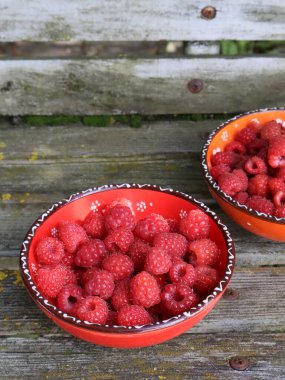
left=201, top=6, right=217, bottom=19
left=229, top=356, right=250, bottom=371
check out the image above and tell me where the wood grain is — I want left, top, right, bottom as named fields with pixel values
left=0, top=57, right=285, bottom=115
left=0, top=0, right=284, bottom=41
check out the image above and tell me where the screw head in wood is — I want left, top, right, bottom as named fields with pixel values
left=187, top=79, right=204, bottom=93
left=229, top=356, right=250, bottom=371
left=201, top=6, right=217, bottom=19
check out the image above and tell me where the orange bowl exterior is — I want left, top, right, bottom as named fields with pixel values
left=20, top=184, right=235, bottom=348
left=202, top=108, right=285, bottom=242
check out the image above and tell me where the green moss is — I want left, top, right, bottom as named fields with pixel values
left=82, top=115, right=113, bottom=127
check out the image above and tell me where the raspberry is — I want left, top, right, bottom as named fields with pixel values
left=268, top=177, right=285, bottom=195
left=65, top=267, right=78, bottom=285
left=246, top=195, right=274, bottom=215
left=36, top=237, right=65, bottom=265
left=153, top=232, right=188, bottom=259
left=233, top=191, right=249, bottom=204
left=167, top=218, right=180, bottom=233
left=104, top=198, right=134, bottom=215
left=273, top=191, right=285, bottom=208
left=274, top=205, right=285, bottom=218
left=235, top=124, right=257, bottom=145
left=194, top=265, right=219, bottom=295
left=84, top=269, right=115, bottom=300
left=225, top=141, right=246, bottom=154
left=130, top=271, right=161, bottom=308
left=161, top=283, right=199, bottom=316
left=247, top=138, right=268, bottom=156
left=102, top=253, right=134, bottom=281
left=218, top=172, right=243, bottom=197
left=57, top=284, right=83, bottom=315
left=179, top=210, right=210, bottom=241
left=245, top=156, right=267, bottom=175
left=232, top=169, right=248, bottom=191
left=268, top=135, right=285, bottom=168
left=106, top=310, right=118, bottom=326
left=61, top=251, right=75, bottom=267
left=111, top=279, right=130, bottom=311
left=58, top=221, right=88, bottom=254
left=81, top=268, right=98, bottom=286
left=134, top=213, right=170, bottom=243
left=260, top=120, right=282, bottom=140
left=277, top=167, right=285, bottom=180
left=104, top=228, right=134, bottom=253
left=211, top=151, right=238, bottom=167
left=105, top=204, right=135, bottom=231
left=117, top=305, right=152, bottom=327
left=188, top=238, right=221, bottom=267
left=169, top=261, right=196, bottom=287
left=83, top=211, right=105, bottom=239
left=154, top=274, right=168, bottom=290
left=37, top=264, right=70, bottom=298
left=248, top=174, right=269, bottom=197
left=211, top=163, right=231, bottom=181
left=77, top=296, right=108, bottom=324
left=128, top=238, right=150, bottom=271
left=74, top=239, right=107, bottom=268
left=144, top=247, right=172, bottom=275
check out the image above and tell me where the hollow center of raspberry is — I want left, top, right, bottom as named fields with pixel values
left=177, top=268, right=186, bottom=278
left=68, top=296, right=77, bottom=305
left=173, top=292, right=184, bottom=302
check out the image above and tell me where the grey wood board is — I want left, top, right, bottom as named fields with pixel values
left=0, top=58, right=285, bottom=114
left=0, top=0, right=285, bottom=41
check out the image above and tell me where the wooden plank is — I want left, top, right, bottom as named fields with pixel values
left=0, top=57, right=285, bottom=115
left=0, top=0, right=284, bottom=41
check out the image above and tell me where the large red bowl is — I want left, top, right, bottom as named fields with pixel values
left=202, top=108, right=285, bottom=241
left=20, top=184, right=235, bottom=348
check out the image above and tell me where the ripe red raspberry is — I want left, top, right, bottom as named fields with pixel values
left=268, top=135, right=285, bottom=168
left=248, top=174, right=269, bottom=197
left=218, top=172, right=243, bottom=197
left=104, top=228, right=134, bottom=253
left=247, top=138, right=268, bottom=157
left=268, top=177, right=285, bottom=195
left=36, top=237, right=65, bottom=265
left=194, top=265, right=219, bottom=295
left=134, top=213, right=170, bottom=243
left=167, top=218, right=180, bottom=233
left=130, top=271, right=161, bottom=308
left=169, top=261, right=196, bottom=287
left=273, top=191, right=285, bottom=208
left=102, top=253, right=134, bottom=281
left=235, top=124, right=257, bottom=145
left=274, top=205, right=285, bottom=218
left=225, top=140, right=246, bottom=154
left=37, top=264, right=70, bottom=298
left=83, top=211, right=105, bottom=239
left=64, top=267, right=78, bottom=285
left=233, top=191, right=249, bottom=205
left=188, top=238, right=221, bottom=267
left=77, top=296, right=108, bottom=324
left=245, top=156, right=267, bottom=175
left=260, top=120, right=282, bottom=140
left=153, top=232, right=188, bottom=259
left=161, top=283, right=199, bottom=316
left=61, top=251, right=75, bottom=267
left=117, top=305, right=152, bottom=327
left=57, top=284, right=83, bottom=315
left=111, top=279, right=130, bottom=311
left=104, top=197, right=134, bottom=215
left=211, top=151, right=239, bottom=167
left=277, top=167, right=285, bottom=180
left=58, top=221, right=88, bottom=254
left=81, top=268, right=97, bottom=286
left=74, top=239, right=107, bottom=268
left=211, top=163, right=231, bottom=181
left=84, top=269, right=115, bottom=300
left=105, top=204, right=135, bottom=231
left=128, top=238, right=150, bottom=271
left=232, top=169, right=248, bottom=191
left=144, top=247, right=172, bottom=275
left=246, top=196, right=274, bottom=215
left=179, top=210, right=210, bottom=241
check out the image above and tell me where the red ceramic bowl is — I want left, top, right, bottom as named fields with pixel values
left=20, top=184, right=235, bottom=348
left=202, top=107, right=285, bottom=242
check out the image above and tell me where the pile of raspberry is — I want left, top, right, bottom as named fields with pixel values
left=34, top=198, right=221, bottom=327
left=211, top=119, right=285, bottom=217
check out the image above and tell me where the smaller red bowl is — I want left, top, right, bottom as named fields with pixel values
left=202, top=107, right=285, bottom=242
left=20, top=184, right=235, bottom=348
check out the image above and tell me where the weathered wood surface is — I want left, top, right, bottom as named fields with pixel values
left=1, top=120, right=284, bottom=379
left=0, top=57, right=285, bottom=115
left=0, top=0, right=284, bottom=41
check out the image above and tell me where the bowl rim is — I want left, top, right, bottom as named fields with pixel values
left=20, top=183, right=235, bottom=334
left=201, top=107, right=285, bottom=224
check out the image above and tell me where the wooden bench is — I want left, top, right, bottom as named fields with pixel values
left=0, top=1, right=284, bottom=378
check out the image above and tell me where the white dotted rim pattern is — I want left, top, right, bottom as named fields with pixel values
left=201, top=107, right=285, bottom=224
left=20, top=184, right=235, bottom=333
